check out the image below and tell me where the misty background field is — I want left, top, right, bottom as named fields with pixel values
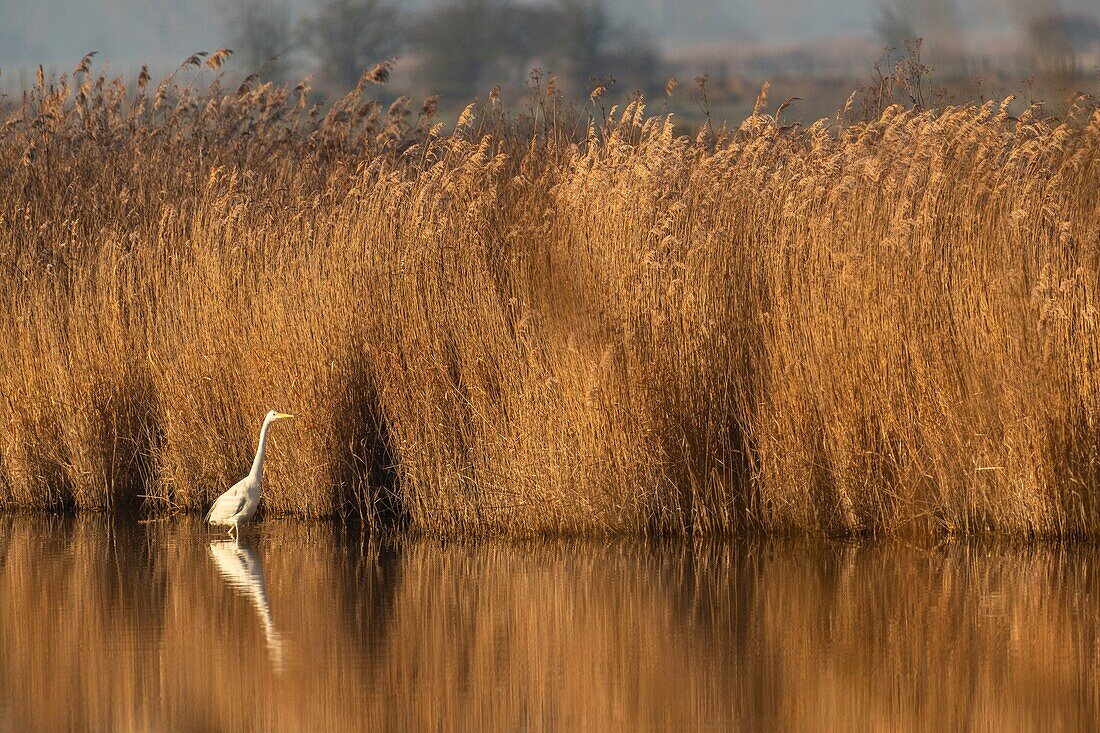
left=2, top=0, right=1099, bottom=123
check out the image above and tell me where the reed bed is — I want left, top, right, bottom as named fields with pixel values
left=1, top=59, right=1098, bottom=536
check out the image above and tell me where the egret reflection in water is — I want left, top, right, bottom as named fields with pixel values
left=208, top=538, right=286, bottom=671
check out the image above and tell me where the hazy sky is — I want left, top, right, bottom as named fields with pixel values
left=0, top=0, right=1096, bottom=75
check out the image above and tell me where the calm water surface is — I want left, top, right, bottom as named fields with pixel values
left=0, top=515, right=1098, bottom=731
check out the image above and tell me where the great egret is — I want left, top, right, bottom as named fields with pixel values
left=206, top=410, right=294, bottom=537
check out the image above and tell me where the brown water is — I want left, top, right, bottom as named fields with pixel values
left=0, top=516, right=1097, bottom=732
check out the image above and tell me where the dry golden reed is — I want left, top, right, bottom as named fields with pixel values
left=1, top=60, right=1098, bottom=536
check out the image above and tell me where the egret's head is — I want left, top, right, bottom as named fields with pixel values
left=266, top=409, right=294, bottom=422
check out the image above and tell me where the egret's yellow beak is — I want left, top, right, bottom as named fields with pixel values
left=274, top=412, right=294, bottom=420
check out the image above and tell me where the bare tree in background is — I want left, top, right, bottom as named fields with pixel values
left=548, top=0, right=610, bottom=86
left=606, top=30, right=661, bottom=95
left=227, top=0, right=295, bottom=81
left=551, top=0, right=662, bottom=96
left=875, top=5, right=916, bottom=53
left=417, top=0, right=517, bottom=99
left=417, top=0, right=660, bottom=100
left=1026, top=13, right=1099, bottom=75
left=299, top=0, right=403, bottom=89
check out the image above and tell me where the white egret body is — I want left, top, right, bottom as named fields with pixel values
left=206, top=410, right=294, bottom=536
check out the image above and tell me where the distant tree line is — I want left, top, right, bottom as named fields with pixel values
left=227, top=0, right=661, bottom=98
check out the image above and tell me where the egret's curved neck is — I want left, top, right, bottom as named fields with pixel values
left=249, top=416, right=276, bottom=479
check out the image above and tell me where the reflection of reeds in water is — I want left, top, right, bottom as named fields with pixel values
left=0, top=516, right=1097, bottom=731
left=207, top=539, right=286, bottom=672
